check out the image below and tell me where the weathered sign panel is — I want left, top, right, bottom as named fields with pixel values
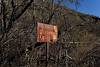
left=37, top=23, right=58, bottom=43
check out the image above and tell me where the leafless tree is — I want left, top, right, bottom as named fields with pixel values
left=0, top=0, right=33, bottom=41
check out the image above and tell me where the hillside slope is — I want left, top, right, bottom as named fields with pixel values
left=0, top=1, right=100, bottom=67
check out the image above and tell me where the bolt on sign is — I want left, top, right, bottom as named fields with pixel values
left=37, top=23, right=58, bottom=43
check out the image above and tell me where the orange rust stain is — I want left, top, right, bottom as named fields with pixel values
left=37, top=23, right=58, bottom=43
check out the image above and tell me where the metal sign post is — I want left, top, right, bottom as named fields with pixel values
left=46, top=35, right=50, bottom=67
left=37, top=22, right=58, bottom=67
left=46, top=42, right=47, bottom=67
left=46, top=42, right=49, bottom=67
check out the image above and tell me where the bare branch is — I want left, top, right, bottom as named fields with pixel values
left=7, top=0, right=33, bottom=32
left=0, top=0, right=33, bottom=41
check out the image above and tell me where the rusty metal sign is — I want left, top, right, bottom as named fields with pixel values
left=37, top=23, right=58, bottom=43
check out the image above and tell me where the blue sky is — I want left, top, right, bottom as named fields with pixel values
left=55, top=0, right=100, bottom=18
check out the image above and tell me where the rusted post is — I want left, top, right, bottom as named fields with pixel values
left=46, top=42, right=49, bottom=67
